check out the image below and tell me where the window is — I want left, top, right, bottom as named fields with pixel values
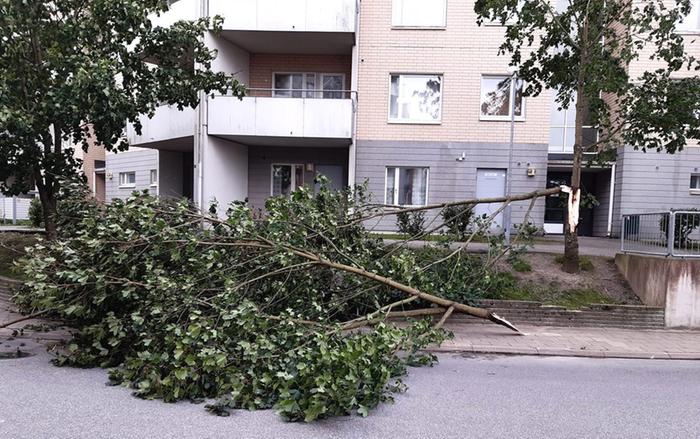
left=150, top=169, right=158, bottom=186
left=119, top=172, right=136, bottom=188
left=273, top=73, right=344, bottom=98
left=385, top=167, right=429, bottom=206
left=548, top=93, right=598, bottom=153
left=392, top=0, right=446, bottom=27
left=271, top=164, right=305, bottom=197
left=691, top=174, right=700, bottom=192
left=678, top=0, right=700, bottom=32
left=389, top=74, right=442, bottom=123
left=480, top=75, right=524, bottom=120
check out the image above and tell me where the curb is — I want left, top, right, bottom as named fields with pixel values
left=429, top=346, right=700, bottom=360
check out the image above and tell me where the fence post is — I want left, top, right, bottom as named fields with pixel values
left=621, top=215, right=626, bottom=253
left=11, top=196, right=17, bottom=225
left=667, top=211, right=675, bottom=257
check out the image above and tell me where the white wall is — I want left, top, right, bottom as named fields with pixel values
left=127, top=105, right=196, bottom=147
left=208, top=96, right=353, bottom=139
left=151, top=0, right=199, bottom=27
left=210, top=0, right=356, bottom=33
left=207, top=33, right=250, bottom=83
left=202, top=137, right=248, bottom=213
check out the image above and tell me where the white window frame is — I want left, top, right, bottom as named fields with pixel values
left=272, top=72, right=346, bottom=99
left=388, top=73, right=444, bottom=124
left=479, top=74, right=526, bottom=121
left=149, top=169, right=158, bottom=187
left=270, top=163, right=305, bottom=197
left=391, top=0, right=447, bottom=29
left=483, top=0, right=524, bottom=26
left=678, top=0, right=700, bottom=33
left=691, top=174, right=700, bottom=194
left=119, top=172, right=136, bottom=188
left=384, top=166, right=430, bottom=207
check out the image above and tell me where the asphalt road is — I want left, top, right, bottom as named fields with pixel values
left=1, top=352, right=699, bottom=439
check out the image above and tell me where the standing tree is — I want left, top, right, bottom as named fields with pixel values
left=0, top=0, right=244, bottom=238
left=475, top=0, right=700, bottom=272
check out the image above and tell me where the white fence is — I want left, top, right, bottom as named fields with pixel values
left=0, top=194, right=36, bottom=223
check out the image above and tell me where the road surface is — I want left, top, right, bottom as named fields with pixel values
left=1, top=352, right=698, bottom=438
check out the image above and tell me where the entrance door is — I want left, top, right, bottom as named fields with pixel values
left=315, top=165, right=344, bottom=192
left=475, top=168, right=507, bottom=231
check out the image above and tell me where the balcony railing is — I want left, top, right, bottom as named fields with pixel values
left=208, top=88, right=355, bottom=142
left=210, top=0, right=357, bottom=33
left=621, top=211, right=700, bottom=258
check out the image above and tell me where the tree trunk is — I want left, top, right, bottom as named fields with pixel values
left=563, top=17, right=590, bottom=274
left=37, top=184, right=57, bottom=240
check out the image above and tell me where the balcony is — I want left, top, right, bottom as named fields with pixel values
left=208, top=89, right=354, bottom=147
left=127, top=104, right=196, bottom=150
left=211, top=0, right=357, bottom=54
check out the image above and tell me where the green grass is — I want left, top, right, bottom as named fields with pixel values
left=553, top=254, right=595, bottom=271
left=510, top=257, right=532, bottom=273
left=0, top=233, right=40, bottom=279
left=484, top=276, right=618, bottom=310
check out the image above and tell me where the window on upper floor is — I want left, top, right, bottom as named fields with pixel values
left=385, top=167, right=429, bottom=206
left=548, top=93, right=598, bottom=153
left=119, top=172, right=136, bottom=188
left=678, top=0, right=700, bottom=32
left=272, top=73, right=345, bottom=99
left=691, top=174, right=700, bottom=192
left=480, top=75, right=524, bottom=120
left=150, top=169, right=158, bottom=187
left=389, top=74, right=442, bottom=123
left=392, top=0, right=447, bottom=28
left=272, top=164, right=305, bottom=197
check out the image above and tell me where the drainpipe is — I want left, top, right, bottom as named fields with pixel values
left=504, top=71, right=517, bottom=245
left=606, top=163, right=616, bottom=237
left=194, top=0, right=209, bottom=210
left=348, top=0, right=361, bottom=188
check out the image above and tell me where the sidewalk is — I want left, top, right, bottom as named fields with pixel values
left=439, top=322, right=700, bottom=360
left=0, top=296, right=69, bottom=356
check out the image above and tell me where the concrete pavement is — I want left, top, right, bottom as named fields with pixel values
left=1, top=351, right=699, bottom=438
left=440, top=322, right=700, bottom=360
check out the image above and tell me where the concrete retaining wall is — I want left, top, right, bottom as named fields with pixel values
left=616, top=253, right=700, bottom=328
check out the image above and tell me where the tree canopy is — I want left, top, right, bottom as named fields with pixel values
left=0, top=0, right=244, bottom=235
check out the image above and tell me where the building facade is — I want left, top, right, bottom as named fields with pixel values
left=106, top=0, right=700, bottom=236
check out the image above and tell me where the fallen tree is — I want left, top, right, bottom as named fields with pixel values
left=11, top=180, right=560, bottom=421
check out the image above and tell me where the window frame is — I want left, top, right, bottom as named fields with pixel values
left=691, top=174, right=700, bottom=194
left=270, top=163, right=305, bottom=197
left=479, top=74, right=526, bottom=122
left=119, top=171, right=136, bottom=189
left=388, top=73, right=444, bottom=124
left=391, top=0, right=448, bottom=29
left=272, top=72, right=346, bottom=99
left=149, top=169, right=158, bottom=187
left=384, top=166, right=430, bottom=207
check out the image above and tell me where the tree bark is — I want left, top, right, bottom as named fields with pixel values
left=563, top=16, right=590, bottom=274
left=38, top=184, right=57, bottom=240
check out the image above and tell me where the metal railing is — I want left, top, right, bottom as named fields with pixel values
left=240, top=88, right=356, bottom=100
left=621, top=211, right=700, bottom=258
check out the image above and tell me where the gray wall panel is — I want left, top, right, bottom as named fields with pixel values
left=105, top=149, right=159, bottom=202
left=355, top=140, right=549, bottom=232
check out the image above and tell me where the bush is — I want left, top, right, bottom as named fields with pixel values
left=441, top=205, right=473, bottom=239
left=28, top=198, right=43, bottom=228
left=396, top=211, right=426, bottom=236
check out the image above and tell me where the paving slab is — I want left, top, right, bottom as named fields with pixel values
left=437, top=321, right=700, bottom=360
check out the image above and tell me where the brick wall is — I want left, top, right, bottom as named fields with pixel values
left=356, top=0, right=551, bottom=144
left=79, top=127, right=106, bottom=200
left=248, top=53, right=352, bottom=95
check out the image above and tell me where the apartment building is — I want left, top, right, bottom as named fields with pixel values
left=106, top=0, right=700, bottom=236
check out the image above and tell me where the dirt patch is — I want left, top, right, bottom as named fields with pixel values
left=501, top=253, right=641, bottom=305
